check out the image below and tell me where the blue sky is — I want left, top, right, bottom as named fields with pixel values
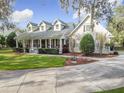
left=14, top=0, right=75, bottom=28
left=13, top=0, right=124, bottom=28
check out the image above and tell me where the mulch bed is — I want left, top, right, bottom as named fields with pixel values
left=63, top=53, right=117, bottom=58
left=65, top=57, right=97, bottom=66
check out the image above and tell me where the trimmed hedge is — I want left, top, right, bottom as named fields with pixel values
left=38, top=48, right=59, bottom=54
left=14, top=48, right=29, bottom=53
left=115, top=47, right=124, bottom=51
left=80, top=33, right=95, bottom=55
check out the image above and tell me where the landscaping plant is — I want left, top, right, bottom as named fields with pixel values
left=80, top=33, right=95, bottom=55
left=6, top=32, right=16, bottom=48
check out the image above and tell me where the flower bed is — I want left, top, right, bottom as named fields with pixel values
left=65, top=57, right=96, bottom=66
left=63, top=52, right=118, bottom=58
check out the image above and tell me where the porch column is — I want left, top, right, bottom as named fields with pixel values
left=64, top=39, right=66, bottom=45
left=54, top=39, right=56, bottom=48
left=23, top=40, right=26, bottom=53
left=49, top=39, right=51, bottom=48
left=31, top=39, right=34, bottom=49
left=16, top=39, right=18, bottom=48
left=39, top=39, right=42, bottom=48
left=59, top=39, right=63, bottom=54
left=45, top=39, right=47, bottom=48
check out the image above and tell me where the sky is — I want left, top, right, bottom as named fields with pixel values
left=13, top=0, right=75, bottom=28
left=12, top=0, right=124, bottom=28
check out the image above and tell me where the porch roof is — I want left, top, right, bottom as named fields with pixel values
left=17, top=28, right=73, bottom=40
left=17, top=23, right=76, bottom=40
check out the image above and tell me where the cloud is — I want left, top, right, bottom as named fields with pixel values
left=73, top=0, right=123, bottom=19
left=10, top=9, right=33, bottom=23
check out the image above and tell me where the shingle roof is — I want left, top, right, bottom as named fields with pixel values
left=27, top=22, right=38, bottom=27
left=17, top=23, right=75, bottom=40
left=40, top=21, right=52, bottom=26
left=53, top=19, right=67, bottom=26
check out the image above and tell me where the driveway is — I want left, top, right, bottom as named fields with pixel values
left=0, top=55, right=124, bottom=93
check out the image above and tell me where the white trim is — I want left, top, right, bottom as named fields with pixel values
left=59, top=39, right=63, bottom=54
left=49, top=39, right=51, bottom=48
left=39, top=39, right=42, bottom=48
left=69, top=14, right=90, bottom=36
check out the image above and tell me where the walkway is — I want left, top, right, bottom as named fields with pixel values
left=0, top=55, right=124, bottom=93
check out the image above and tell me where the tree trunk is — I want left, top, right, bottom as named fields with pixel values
left=90, top=0, right=96, bottom=32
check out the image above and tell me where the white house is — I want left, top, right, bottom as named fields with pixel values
left=16, top=14, right=112, bottom=54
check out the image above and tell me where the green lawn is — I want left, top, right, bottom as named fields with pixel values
left=95, top=87, right=124, bottom=93
left=0, top=49, right=66, bottom=70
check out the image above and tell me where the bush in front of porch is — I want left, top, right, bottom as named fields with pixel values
left=38, top=48, right=59, bottom=54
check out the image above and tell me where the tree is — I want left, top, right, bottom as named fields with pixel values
left=70, top=37, right=77, bottom=61
left=96, top=33, right=106, bottom=55
left=0, top=35, right=5, bottom=48
left=0, top=0, right=15, bottom=37
left=0, top=22, right=16, bottom=36
left=59, top=0, right=115, bottom=32
left=6, top=32, right=16, bottom=48
left=107, top=5, right=124, bottom=47
left=80, top=33, right=95, bottom=55
left=0, top=0, right=14, bottom=21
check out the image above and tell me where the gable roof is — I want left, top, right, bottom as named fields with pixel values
left=69, top=14, right=90, bottom=36
left=27, top=22, right=38, bottom=27
left=53, top=19, right=67, bottom=26
left=39, top=21, right=52, bottom=26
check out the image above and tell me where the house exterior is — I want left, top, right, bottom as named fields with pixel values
left=16, top=14, right=112, bottom=54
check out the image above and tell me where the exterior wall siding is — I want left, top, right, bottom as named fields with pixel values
left=69, top=16, right=96, bottom=53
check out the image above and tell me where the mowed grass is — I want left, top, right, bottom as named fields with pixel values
left=0, top=49, right=66, bottom=70
left=95, top=87, right=124, bottom=93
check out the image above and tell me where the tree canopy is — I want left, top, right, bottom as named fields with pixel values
left=0, top=0, right=14, bottom=21
left=59, top=0, right=116, bottom=23
left=107, top=5, right=124, bottom=47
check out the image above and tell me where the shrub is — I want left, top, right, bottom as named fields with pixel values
left=14, top=48, right=29, bottom=53
left=15, top=48, right=24, bottom=53
left=80, top=33, right=95, bottom=55
left=0, top=35, right=5, bottom=47
left=38, top=48, right=59, bottom=54
left=6, top=32, right=16, bottom=48
left=113, top=51, right=119, bottom=55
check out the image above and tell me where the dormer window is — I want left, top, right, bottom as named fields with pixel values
left=53, top=19, right=66, bottom=31
left=39, top=21, right=52, bottom=31
left=39, top=25, right=45, bottom=31
left=41, top=26, right=44, bottom=31
left=28, top=27, right=31, bottom=31
left=27, top=22, right=37, bottom=32
left=28, top=26, right=32, bottom=32
left=56, top=24, right=59, bottom=29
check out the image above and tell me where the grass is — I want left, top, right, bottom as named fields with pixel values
left=0, top=48, right=66, bottom=70
left=95, top=87, right=124, bottom=93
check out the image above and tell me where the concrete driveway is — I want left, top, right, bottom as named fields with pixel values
left=0, top=55, right=124, bottom=93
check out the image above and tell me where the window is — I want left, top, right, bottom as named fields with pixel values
left=56, top=24, right=59, bottom=29
left=28, top=27, right=32, bottom=31
left=41, top=26, right=44, bottom=31
left=84, top=25, right=91, bottom=31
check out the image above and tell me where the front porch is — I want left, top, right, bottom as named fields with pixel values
left=16, top=38, right=69, bottom=54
